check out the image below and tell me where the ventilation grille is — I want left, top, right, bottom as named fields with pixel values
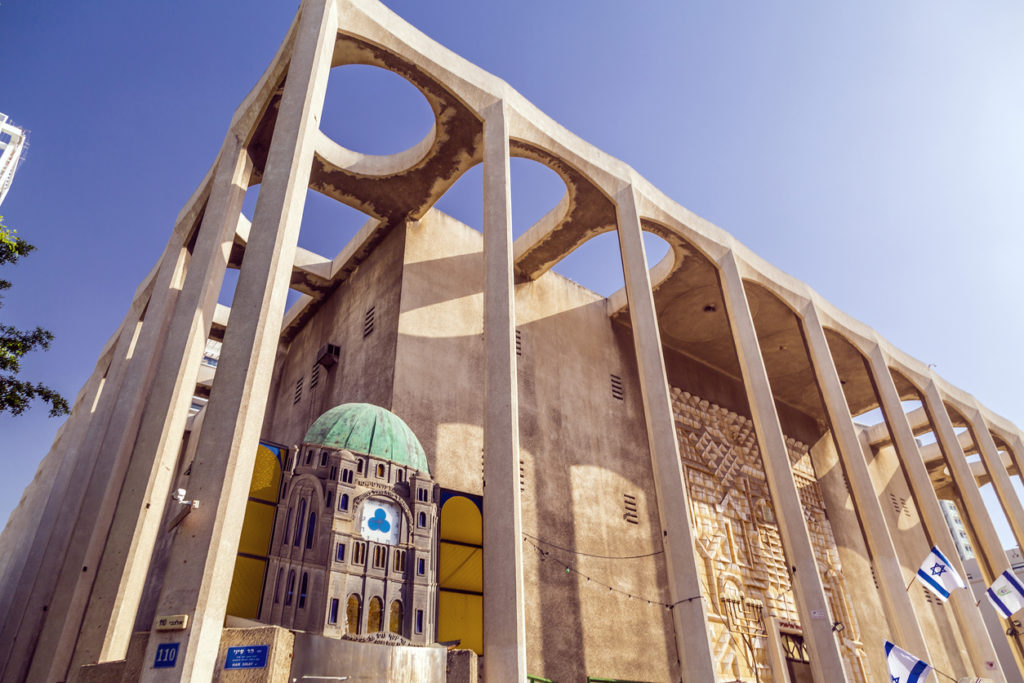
left=611, top=374, right=625, bottom=401
left=889, top=493, right=911, bottom=519
left=293, top=377, right=303, bottom=405
left=363, top=306, right=375, bottom=338
left=623, top=493, right=639, bottom=524
left=515, top=329, right=522, bottom=357
left=922, top=585, right=941, bottom=606
left=519, top=459, right=526, bottom=493
left=310, top=363, right=321, bottom=390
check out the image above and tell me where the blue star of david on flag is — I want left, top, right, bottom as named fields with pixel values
left=367, top=508, right=391, bottom=533
left=885, top=641, right=933, bottom=683
left=916, top=546, right=964, bottom=601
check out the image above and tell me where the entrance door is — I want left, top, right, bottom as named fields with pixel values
left=781, top=633, right=813, bottom=683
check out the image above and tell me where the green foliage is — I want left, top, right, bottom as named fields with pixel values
left=0, top=216, right=69, bottom=417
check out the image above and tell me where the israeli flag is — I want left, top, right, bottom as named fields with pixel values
left=916, top=546, right=965, bottom=601
left=986, top=570, right=1024, bottom=619
left=885, top=641, right=933, bottom=683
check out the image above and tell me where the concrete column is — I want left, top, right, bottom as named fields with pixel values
left=138, top=0, right=336, bottom=680
left=717, top=251, right=849, bottom=682
left=966, top=406, right=1024, bottom=556
left=866, top=346, right=1007, bottom=681
left=614, top=185, right=717, bottom=681
left=2, top=239, right=186, bottom=683
left=62, top=136, right=253, bottom=678
left=480, top=99, right=528, bottom=682
left=921, top=381, right=1012, bottom=583
left=0, top=311, right=127, bottom=644
left=800, top=303, right=931, bottom=659
left=0, top=318, right=119, bottom=628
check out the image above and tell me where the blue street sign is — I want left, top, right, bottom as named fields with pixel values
left=224, top=645, right=269, bottom=670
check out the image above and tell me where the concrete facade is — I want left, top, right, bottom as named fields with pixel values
left=2, top=0, right=1024, bottom=681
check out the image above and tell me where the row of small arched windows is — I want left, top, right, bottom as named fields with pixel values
left=297, top=451, right=407, bottom=484
left=338, top=594, right=402, bottom=634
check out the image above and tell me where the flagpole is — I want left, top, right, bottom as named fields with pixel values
left=905, top=573, right=916, bottom=592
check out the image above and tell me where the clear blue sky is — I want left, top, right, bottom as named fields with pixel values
left=2, top=1, right=1022, bottom=547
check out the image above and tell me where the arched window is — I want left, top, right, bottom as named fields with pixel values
left=367, top=596, right=383, bottom=632
left=293, top=499, right=306, bottom=545
left=305, top=450, right=313, bottom=465
left=282, top=507, right=293, bottom=546
left=396, top=470, right=404, bottom=483
left=357, top=459, right=364, bottom=474
left=285, top=570, right=296, bottom=606
left=418, top=512, right=426, bottom=528
left=346, top=594, right=361, bottom=634
left=305, top=512, right=316, bottom=549
left=298, top=572, right=309, bottom=609
left=326, top=491, right=333, bottom=508
left=375, top=463, right=385, bottom=478
left=389, top=600, right=403, bottom=634
left=339, top=493, right=349, bottom=511
left=320, top=451, right=328, bottom=466
left=273, top=567, right=283, bottom=603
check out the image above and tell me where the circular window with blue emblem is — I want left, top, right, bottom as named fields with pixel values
left=360, top=498, right=401, bottom=545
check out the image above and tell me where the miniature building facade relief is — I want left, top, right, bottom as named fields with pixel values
left=673, top=386, right=869, bottom=682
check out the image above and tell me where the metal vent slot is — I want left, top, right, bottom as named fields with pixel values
left=363, top=306, right=375, bottom=338
left=310, top=363, right=321, bottom=390
left=623, top=493, right=639, bottom=524
left=515, top=329, right=522, bottom=357
left=293, top=377, right=303, bottom=405
left=611, top=374, right=625, bottom=401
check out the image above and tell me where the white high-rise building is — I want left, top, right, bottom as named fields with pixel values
left=0, top=113, right=27, bottom=208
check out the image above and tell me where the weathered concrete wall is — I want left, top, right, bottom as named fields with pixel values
left=263, top=223, right=407, bottom=448
left=393, top=209, right=678, bottom=682
left=290, top=633, right=446, bottom=682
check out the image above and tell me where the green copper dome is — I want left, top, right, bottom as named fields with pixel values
left=303, top=403, right=429, bottom=474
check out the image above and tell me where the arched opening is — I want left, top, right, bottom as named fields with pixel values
left=438, top=493, right=483, bottom=655
left=429, top=156, right=567, bottom=241
left=346, top=594, right=361, bottom=634
left=367, top=596, right=384, bottom=632
left=389, top=600, right=403, bottom=634
left=549, top=230, right=670, bottom=297
left=320, top=64, right=434, bottom=157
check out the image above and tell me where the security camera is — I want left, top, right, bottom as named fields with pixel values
left=173, top=488, right=187, bottom=503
